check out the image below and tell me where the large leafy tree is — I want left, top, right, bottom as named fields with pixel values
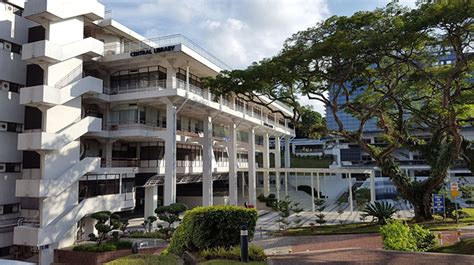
left=205, top=1, right=473, bottom=222
left=295, top=105, right=326, bottom=139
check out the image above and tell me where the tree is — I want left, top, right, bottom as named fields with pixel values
left=314, top=198, right=327, bottom=225
left=295, top=105, right=326, bottom=139
left=142, top=216, right=157, bottom=233
left=89, top=211, right=122, bottom=245
left=155, top=203, right=187, bottom=228
left=205, top=1, right=473, bottom=222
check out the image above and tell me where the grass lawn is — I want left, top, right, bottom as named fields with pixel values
left=274, top=222, right=381, bottom=236
left=430, top=238, right=474, bottom=255
left=275, top=208, right=474, bottom=236
left=105, top=254, right=177, bottom=265
left=289, top=155, right=332, bottom=168
left=199, top=260, right=266, bottom=265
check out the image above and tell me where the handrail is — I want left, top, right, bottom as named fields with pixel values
left=103, top=34, right=232, bottom=70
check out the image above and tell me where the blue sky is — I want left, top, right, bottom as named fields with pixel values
left=99, top=0, right=416, bottom=113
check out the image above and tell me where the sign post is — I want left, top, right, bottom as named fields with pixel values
left=450, top=182, right=460, bottom=223
left=432, top=194, right=445, bottom=220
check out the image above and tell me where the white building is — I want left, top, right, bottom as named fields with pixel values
left=0, top=0, right=295, bottom=264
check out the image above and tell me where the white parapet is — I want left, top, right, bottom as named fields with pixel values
left=22, top=38, right=104, bottom=65
left=23, top=0, right=104, bottom=24
left=13, top=193, right=134, bottom=247
left=18, top=117, right=102, bottom=151
left=20, top=76, right=103, bottom=108
left=16, top=157, right=100, bottom=198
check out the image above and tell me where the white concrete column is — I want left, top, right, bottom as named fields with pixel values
left=185, top=65, right=190, bottom=92
left=104, top=140, right=113, bottom=167
left=248, top=127, right=257, bottom=207
left=348, top=173, right=353, bottom=212
left=202, top=115, right=213, bottom=206
left=262, top=133, right=270, bottom=196
left=144, top=186, right=158, bottom=219
left=275, top=136, right=281, bottom=201
left=164, top=103, right=177, bottom=205
left=310, top=172, right=315, bottom=213
left=284, top=136, right=291, bottom=168
left=228, top=123, right=238, bottom=205
left=316, top=172, right=321, bottom=199
left=370, top=170, right=376, bottom=203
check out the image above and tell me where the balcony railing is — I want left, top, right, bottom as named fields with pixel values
left=102, top=79, right=293, bottom=133
left=103, top=34, right=232, bottom=70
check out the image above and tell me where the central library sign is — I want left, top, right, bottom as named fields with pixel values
left=130, top=45, right=176, bottom=57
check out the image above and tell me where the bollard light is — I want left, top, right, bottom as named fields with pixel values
left=240, top=225, right=249, bottom=263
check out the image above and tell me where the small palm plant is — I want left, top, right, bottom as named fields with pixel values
left=363, top=201, right=397, bottom=225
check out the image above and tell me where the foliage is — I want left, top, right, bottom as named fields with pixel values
left=363, top=201, right=397, bottom=225
left=460, top=185, right=474, bottom=200
left=271, top=196, right=303, bottom=230
left=204, top=0, right=474, bottom=222
left=72, top=241, right=132, bottom=252
left=155, top=203, right=187, bottom=228
left=105, top=254, right=177, bottom=265
left=380, top=220, right=436, bottom=252
left=142, top=216, right=157, bottom=233
left=90, top=211, right=123, bottom=246
left=200, top=245, right=266, bottom=262
left=127, top=230, right=167, bottom=239
left=380, top=220, right=417, bottom=251
left=314, top=198, right=326, bottom=225
left=167, top=205, right=258, bottom=255
left=295, top=105, right=326, bottom=139
left=355, top=188, right=371, bottom=209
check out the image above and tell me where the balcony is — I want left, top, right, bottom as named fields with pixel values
left=22, top=38, right=103, bottom=65
left=20, top=76, right=103, bottom=108
left=23, top=0, right=104, bottom=24
left=18, top=116, right=102, bottom=151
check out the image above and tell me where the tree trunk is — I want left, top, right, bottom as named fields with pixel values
left=411, top=190, right=433, bottom=222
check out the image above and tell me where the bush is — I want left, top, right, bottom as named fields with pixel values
left=380, top=220, right=436, bottom=252
left=128, top=231, right=167, bottom=239
left=200, top=245, right=266, bottom=261
left=411, top=224, right=437, bottom=252
left=363, top=201, right=397, bottom=225
left=257, top=194, right=266, bottom=202
left=379, top=220, right=417, bottom=251
left=167, top=205, right=257, bottom=255
left=72, top=241, right=132, bottom=252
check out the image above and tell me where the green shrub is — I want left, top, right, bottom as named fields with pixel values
left=72, top=240, right=132, bottom=252
left=128, top=231, right=167, bottom=239
left=380, top=220, right=437, bottom=252
left=257, top=194, right=266, bottom=202
left=167, top=205, right=257, bottom=255
left=200, top=245, right=266, bottom=261
left=363, top=201, right=397, bottom=225
left=379, top=220, right=417, bottom=251
left=411, top=224, right=437, bottom=251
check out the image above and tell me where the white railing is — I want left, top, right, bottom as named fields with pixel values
left=104, top=80, right=167, bottom=95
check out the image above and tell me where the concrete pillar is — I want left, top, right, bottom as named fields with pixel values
left=248, top=127, right=257, bottom=207
left=311, top=172, right=315, bottom=212
left=202, top=115, right=213, bottom=206
left=316, top=172, right=321, bottom=199
left=185, top=65, right=190, bottom=92
left=104, top=140, right=113, bottom=167
left=262, top=133, right=270, bottom=196
left=228, top=123, right=238, bottom=205
left=285, top=136, right=291, bottom=168
left=370, top=170, right=376, bottom=203
left=164, top=103, right=177, bottom=205
left=275, top=136, right=281, bottom=201
left=144, top=186, right=158, bottom=219
left=348, top=173, right=353, bottom=213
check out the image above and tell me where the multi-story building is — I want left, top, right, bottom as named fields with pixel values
left=0, top=0, right=32, bottom=258
left=0, top=1, right=295, bottom=264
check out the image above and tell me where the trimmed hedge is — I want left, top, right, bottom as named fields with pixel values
left=200, top=245, right=266, bottom=261
left=167, top=205, right=258, bottom=255
left=72, top=241, right=132, bottom=252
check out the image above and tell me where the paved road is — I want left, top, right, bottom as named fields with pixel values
left=268, top=248, right=474, bottom=265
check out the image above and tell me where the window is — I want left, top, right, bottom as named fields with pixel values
left=110, top=66, right=167, bottom=91
left=0, top=121, right=22, bottom=132
left=79, top=174, right=121, bottom=201
left=176, top=68, right=202, bottom=88
left=0, top=203, right=20, bottom=215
